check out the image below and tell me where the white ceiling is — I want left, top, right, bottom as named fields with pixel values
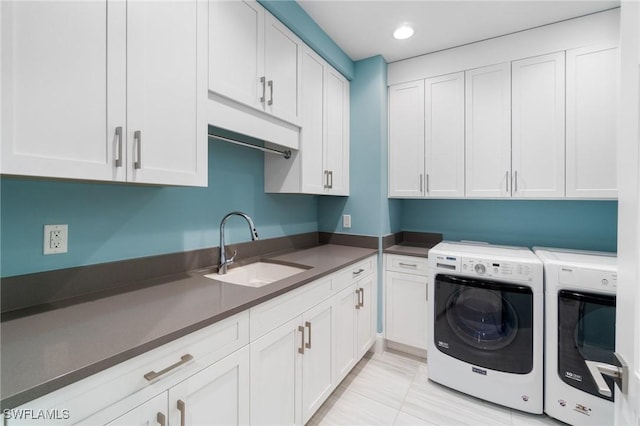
left=297, top=0, right=620, bottom=63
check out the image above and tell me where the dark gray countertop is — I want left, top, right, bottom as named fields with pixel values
left=383, top=243, right=432, bottom=258
left=0, top=244, right=377, bottom=409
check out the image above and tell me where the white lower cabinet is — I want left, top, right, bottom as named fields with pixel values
left=384, top=254, right=428, bottom=352
left=4, top=256, right=378, bottom=426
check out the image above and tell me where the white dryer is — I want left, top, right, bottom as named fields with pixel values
left=427, top=242, right=544, bottom=413
left=534, top=247, right=617, bottom=426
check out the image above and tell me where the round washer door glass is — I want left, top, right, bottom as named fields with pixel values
left=446, top=287, right=519, bottom=350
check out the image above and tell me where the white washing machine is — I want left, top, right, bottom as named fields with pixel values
left=534, top=247, right=617, bottom=426
left=427, top=242, right=544, bottom=413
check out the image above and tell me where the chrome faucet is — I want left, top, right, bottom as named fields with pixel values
left=218, top=211, right=259, bottom=274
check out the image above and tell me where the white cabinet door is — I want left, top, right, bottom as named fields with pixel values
left=424, top=72, right=465, bottom=198
left=264, top=13, right=301, bottom=125
left=388, top=81, right=425, bottom=198
left=465, top=63, right=511, bottom=198
left=250, top=317, right=302, bottom=426
left=566, top=44, right=619, bottom=199
left=512, top=52, right=566, bottom=198
left=300, top=48, right=326, bottom=194
left=127, top=0, right=206, bottom=186
left=324, top=68, right=350, bottom=195
left=301, top=298, right=334, bottom=424
left=208, top=0, right=264, bottom=111
left=169, top=346, right=250, bottom=426
left=1, top=0, right=126, bottom=182
left=385, top=271, right=428, bottom=350
left=355, top=275, right=376, bottom=359
left=105, top=393, right=167, bottom=426
left=333, top=285, right=357, bottom=385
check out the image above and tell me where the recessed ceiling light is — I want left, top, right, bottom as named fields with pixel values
left=393, top=25, right=414, bottom=40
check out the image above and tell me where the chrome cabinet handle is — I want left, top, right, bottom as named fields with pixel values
left=426, top=174, right=430, bottom=193
left=398, top=262, right=417, bottom=268
left=419, top=174, right=423, bottom=193
left=505, top=171, right=509, bottom=193
left=298, top=325, right=305, bottom=354
left=157, top=412, right=166, bottom=426
left=260, top=76, right=266, bottom=103
left=268, top=80, right=274, bottom=105
left=134, top=130, right=142, bottom=169
left=114, top=126, right=123, bottom=167
left=358, top=287, right=365, bottom=308
left=355, top=288, right=361, bottom=309
left=352, top=268, right=365, bottom=277
left=323, top=170, right=328, bottom=189
left=144, top=354, right=193, bottom=381
left=305, top=321, right=312, bottom=349
left=329, top=171, right=333, bottom=189
left=514, top=171, right=518, bottom=192
left=177, top=400, right=186, bottom=426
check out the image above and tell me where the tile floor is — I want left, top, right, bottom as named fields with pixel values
left=308, top=350, right=566, bottom=426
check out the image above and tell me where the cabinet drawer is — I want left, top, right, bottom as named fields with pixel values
left=7, top=312, right=249, bottom=426
left=385, top=254, right=428, bottom=275
left=333, top=256, right=377, bottom=292
left=249, top=277, right=332, bottom=341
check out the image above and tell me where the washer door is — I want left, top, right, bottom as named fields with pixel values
left=434, top=274, right=534, bottom=374
left=558, top=290, right=616, bottom=401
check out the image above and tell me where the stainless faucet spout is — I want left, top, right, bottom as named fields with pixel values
left=219, top=211, right=259, bottom=274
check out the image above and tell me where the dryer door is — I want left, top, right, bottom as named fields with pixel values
left=433, top=274, right=534, bottom=374
left=558, top=290, right=616, bottom=401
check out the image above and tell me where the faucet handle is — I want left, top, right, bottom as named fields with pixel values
left=228, top=250, right=237, bottom=264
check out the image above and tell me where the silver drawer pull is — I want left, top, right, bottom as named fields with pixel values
left=144, top=354, right=193, bottom=381
left=260, top=76, right=266, bottom=103
left=358, top=287, right=365, bottom=308
left=298, top=325, right=305, bottom=354
left=398, top=262, right=418, bottom=268
left=268, top=80, right=274, bottom=105
left=305, top=321, right=312, bottom=349
left=157, top=412, right=166, bottom=426
left=134, top=130, right=142, bottom=169
left=355, top=288, right=362, bottom=309
left=177, top=399, right=186, bottom=426
left=114, top=126, right=123, bottom=167
left=352, top=268, right=365, bottom=277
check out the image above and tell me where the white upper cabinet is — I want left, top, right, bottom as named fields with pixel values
left=424, top=72, right=465, bottom=197
left=1, top=1, right=124, bottom=182
left=388, top=80, right=425, bottom=198
left=566, top=44, right=619, bottom=199
left=511, top=52, right=566, bottom=198
left=264, top=47, right=350, bottom=196
left=209, top=0, right=301, bottom=126
left=1, top=0, right=207, bottom=186
left=465, top=63, right=511, bottom=198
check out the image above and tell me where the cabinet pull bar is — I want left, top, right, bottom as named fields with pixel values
left=323, top=170, right=328, bottom=189
left=260, top=76, right=266, bottom=103
left=134, top=130, right=142, bottom=169
left=144, top=354, right=193, bottom=381
left=514, top=171, right=518, bottom=192
left=359, top=287, right=365, bottom=308
left=114, top=126, right=123, bottom=167
left=305, top=321, right=312, bottom=349
left=398, top=262, right=417, bottom=268
left=268, top=80, right=274, bottom=105
left=505, top=171, right=509, bottom=193
left=355, top=288, right=361, bottom=309
left=177, top=400, right=186, bottom=426
left=157, top=412, right=166, bottom=426
left=298, top=325, right=305, bottom=354
left=419, top=174, right=423, bottom=193
left=426, top=174, right=430, bottom=193
left=352, top=268, right=365, bottom=277
left=329, top=170, right=333, bottom=189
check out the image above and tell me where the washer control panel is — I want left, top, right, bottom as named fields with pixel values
left=461, top=258, right=533, bottom=281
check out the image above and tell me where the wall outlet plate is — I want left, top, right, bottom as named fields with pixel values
left=343, top=214, right=352, bottom=229
left=44, top=224, right=68, bottom=255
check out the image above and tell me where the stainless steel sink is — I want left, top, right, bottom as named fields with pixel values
left=204, top=262, right=307, bottom=287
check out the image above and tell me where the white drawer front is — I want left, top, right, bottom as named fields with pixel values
left=249, top=277, right=332, bottom=341
left=332, top=256, right=377, bottom=292
left=385, top=254, right=428, bottom=275
left=6, top=312, right=249, bottom=426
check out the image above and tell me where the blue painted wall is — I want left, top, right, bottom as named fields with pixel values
left=403, top=199, right=618, bottom=252
left=0, top=140, right=318, bottom=277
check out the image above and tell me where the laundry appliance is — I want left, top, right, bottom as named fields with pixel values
left=427, top=242, right=544, bottom=413
left=534, top=247, right=617, bottom=426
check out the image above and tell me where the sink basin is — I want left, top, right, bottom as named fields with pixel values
left=205, top=262, right=307, bottom=287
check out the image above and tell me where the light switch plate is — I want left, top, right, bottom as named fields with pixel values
left=343, top=214, right=351, bottom=229
left=44, top=224, right=68, bottom=254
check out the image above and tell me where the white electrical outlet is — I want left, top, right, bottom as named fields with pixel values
left=343, top=214, right=352, bottom=229
left=44, top=224, right=68, bottom=254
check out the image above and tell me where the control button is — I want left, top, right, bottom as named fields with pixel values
left=474, top=264, right=486, bottom=274
left=602, top=279, right=609, bottom=286
left=463, top=264, right=468, bottom=270
left=493, top=267, right=499, bottom=274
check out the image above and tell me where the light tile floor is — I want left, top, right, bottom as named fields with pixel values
left=308, top=350, right=566, bottom=426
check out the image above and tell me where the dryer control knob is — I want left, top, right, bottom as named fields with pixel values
left=474, top=264, right=486, bottom=274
